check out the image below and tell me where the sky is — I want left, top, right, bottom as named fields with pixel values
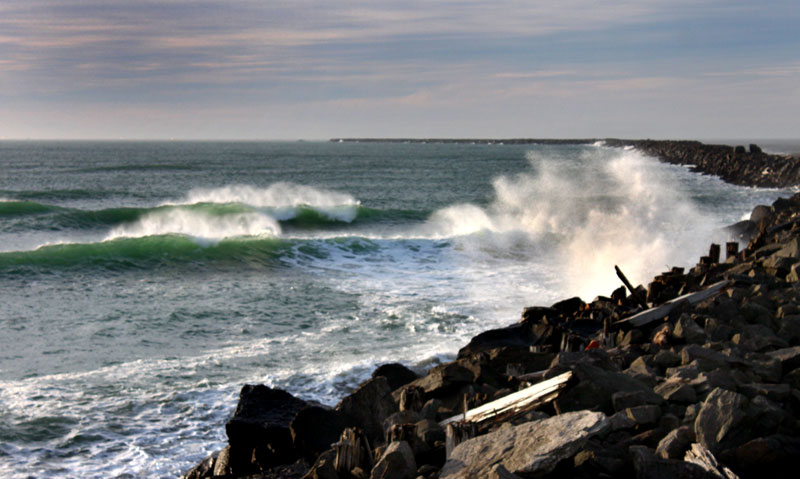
left=1, top=0, right=798, bottom=140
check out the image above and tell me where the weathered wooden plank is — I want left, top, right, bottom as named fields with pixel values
left=439, top=371, right=572, bottom=427
left=615, top=280, right=730, bottom=328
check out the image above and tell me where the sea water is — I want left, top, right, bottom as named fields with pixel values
left=0, top=140, right=792, bottom=478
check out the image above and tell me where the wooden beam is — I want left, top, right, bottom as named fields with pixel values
left=615, top=280, right=730, bottom=328
left=439, top=371, right=572, bottom=427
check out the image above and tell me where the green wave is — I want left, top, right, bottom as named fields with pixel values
left=1, top=200, right=428, bottom=231
left=0, top=200, right=64, bottom=217
left=0, top=235, right=293, bottom=272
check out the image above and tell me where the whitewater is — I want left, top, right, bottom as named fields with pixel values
left=0, top=140, right=791, bottom=478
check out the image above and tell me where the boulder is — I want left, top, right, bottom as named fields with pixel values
left=557, top=362, right=661, bottom=414
left=372, top=363, right=418, bottom=391
left=303, top=448, right=339, bottom=479
left=656, top=426, right=695, bottom=459
left=625, top=405, right=662, bottom=427
left=291, top=406, right=351, bottom=462
left=629, top=445, right=719, bottom=479
left=673, top=315, right=706, bottom=344
left=730, top=435, right=800, bottom=478
left=655, top=379, right=698, bottom=404
left=681, top=345, right=729, bottom=371
left=767, top=345, right=800, bottom=373
left=693, top=387, right=749, bottom=453
left=336, top=377, right=397, bottom=446
left=402, top=362, right=473, bottom=399
left=439, top=411, right=608, bottom=478
left=370, top=440, right=416, bottom=479
left=224, top=385, right=308, bottom=472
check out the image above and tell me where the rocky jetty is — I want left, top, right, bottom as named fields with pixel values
left=185, top=191, right=800, bottom=478
left=332, top=138, right=800, bottom=188
left=603, top=139, right=800, bottom=188
left=185, top=139, right=800, bottom=479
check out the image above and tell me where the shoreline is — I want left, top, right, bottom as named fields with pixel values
left=185, top=141, right=800, bottom=479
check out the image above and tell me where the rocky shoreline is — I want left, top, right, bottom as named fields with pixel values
left=185, top=141, right=800, bottom=479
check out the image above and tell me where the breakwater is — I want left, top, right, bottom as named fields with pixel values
left=333, top=138, right=800, bottom=188
left=184, top=140, right=800, bottom=479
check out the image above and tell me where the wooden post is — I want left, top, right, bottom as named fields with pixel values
left=615, top=265, right=648, bottom=309
left=726, top=242, right=739, bottom=259
left=708, top=244, right=720, bottom=264
left=333, top=428, right=372, bottom=474
left=399, top=386, right=424, bottom=412
left=445, top=422, right=477, bottom=458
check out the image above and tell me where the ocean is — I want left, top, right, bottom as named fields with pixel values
left=0, top=140, right=793, bottom=478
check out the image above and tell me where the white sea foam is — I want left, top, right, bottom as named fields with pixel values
left=419, top=146, right=724, bottom=299
left=174, top=183, right=361, bottom=222
left=104, top=209, right=281, bottom=241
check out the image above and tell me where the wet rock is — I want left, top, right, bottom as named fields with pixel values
left=183, top=450, right=219, bottom=479
left=372, top=363, right=418, bottom=391
left=370, top=440, right=416, bottom=479
left=336, top=377, right=397, bottom=446
left=439, top=411, right=608, bottom=478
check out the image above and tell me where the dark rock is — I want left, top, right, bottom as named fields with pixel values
left=291, top=406, right=351, bottom=463
left=625, top=405, right=662, bottom=426
left=372, top=363, right=418, bottom=391
left=403, top=362, right=473, bottom=399
left=519, top=306, right=559, bottom=324
left=629, top=445, right=719, bottom=479
left=304, top=448, right=339, bottom=479
left=370, top=440, right=416, bottom=479
left=183, top=450, right=219, bottom=479
left=681, top=345, right=729, bottom=370
left=224, top=385, right=308, bottom=473
left=551, top=296, right=585, bottom=317
left=336, top=377, right=397, bottom=447
left=440, top=411, right=609, bottom=478
left=655, top=379, right=697, bottom=404
left=768, top=345, right=800, bottom=373
left=673, top=314, right=706, bottom=344
left=689, top=368, right=738, bottom=396
left=730, top=435, right=800, bottom=478
left=549, top=349, right=620, bottom=372
left=557, top=362, right=660, bottom=415
left=750, top=144, right=763, bottom=155
left=653, top=349, right=681, bottom=369
left=694, top=387, right=750, bottom=453
left=655, top=425, right=695, bottom=459
left=612, top=390, right=664, bottom=412
left=738, top=383, right=792, bottom=401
